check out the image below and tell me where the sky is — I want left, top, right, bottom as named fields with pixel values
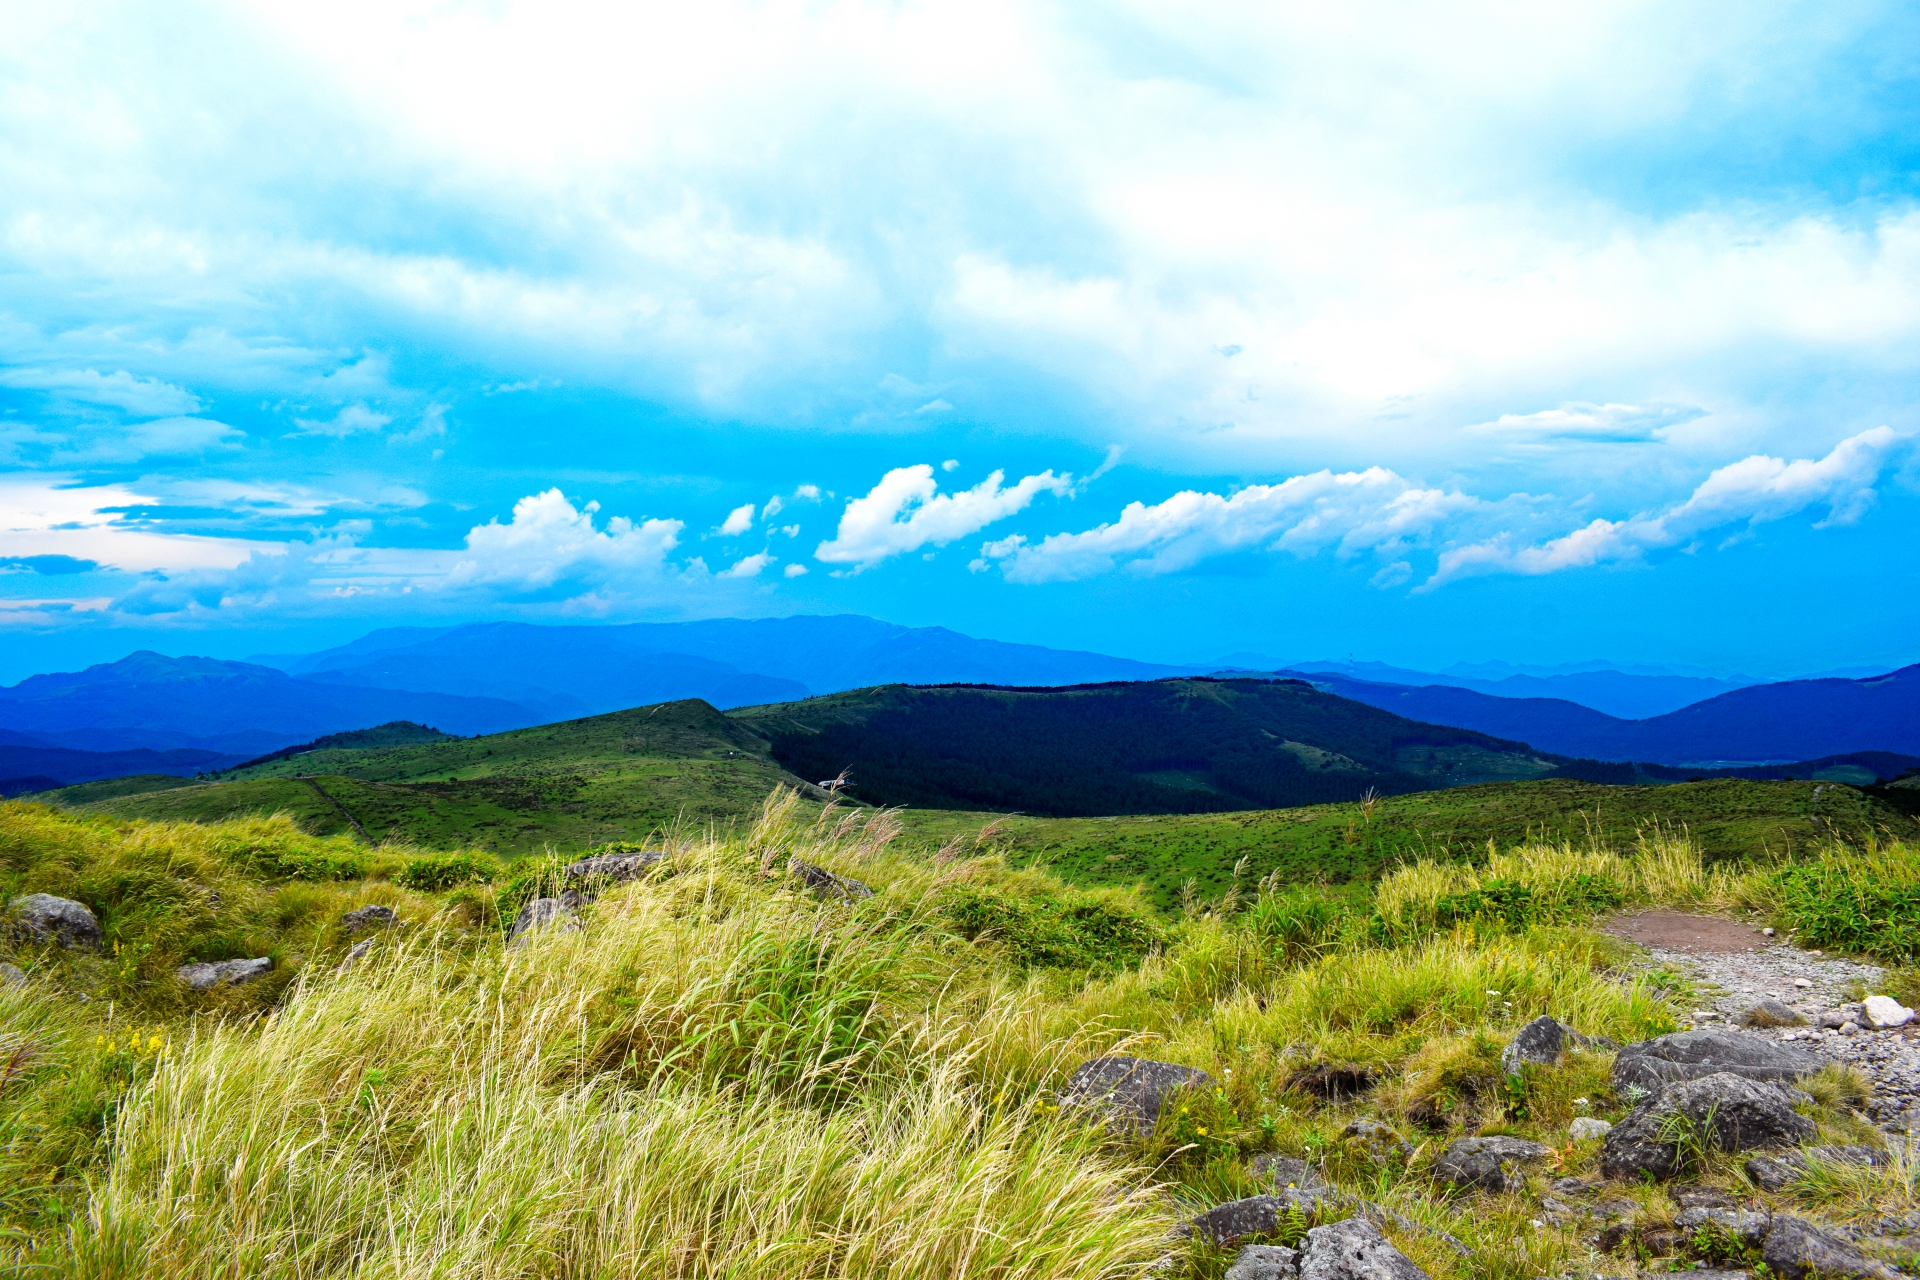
left=2, top=1, right=1918, bottom=683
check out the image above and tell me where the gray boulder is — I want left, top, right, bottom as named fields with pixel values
left=341, top=904, right=397, bottom=932
left=1297, top=1216, right=1430, bottom=1280
left=176, top=956, right=272, bottom=991
left=1254, top=1154, right=1328, bottom=1191
left=1195, top=1195, right=1286, bottom=1246
left=1058, top=1055, right=1213, bottom=1137
left=1342, top=1119, right=1412, bottom=1164
left=1228, top=1245, right=1301, bottom=1280
left=1745, top=1145, right=1888, bottom=1192
left=1612, top=1030, right=1820, bottom=1095
left=1675, top=1207, right=1772, bottom=1250
left=1764, top=1215, right=1902, bottom=1280
left=1569, top=1117, right=1612, bottom=1142
left=338, top=937, right=376, bottom=970
left=1741, top=998, right=1809, bottom=1028
left=8, top=894, right=102, bottom=950
left=1501, top=1015, right=1569, bottom=1073
left=1433, top=1135, right=1552, bottom=1193
left=564, top=850, right=665, bottom=886
left=1602, top=1072, right=1814, bottom=1181
left=507, top=890, right=587, bottom=946
left=789, top=860, right=873, bottom=901
left=1, top=961, right=26, bottom=987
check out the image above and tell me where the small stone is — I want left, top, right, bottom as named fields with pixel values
left=788, top=859, right=874, bottom=901
left=1341, top=1119, right=1412, bottom=1164
left=1741, top=998, right=1808, bottom=1029
left=1817, top=1010, right=1852, bottom=1029
left=1672, top=1188, right=1739, bottom=1210
left=1058, top=1056, right=1213, bottom=1138
left=0, top=961, right=26, bottom=987
left=1793, top=979, right=1812, bottom=989
left=1227, top=1244, right=1300, bottom=1280
left=507, top=890, right=587, bottom=946
left=564, top=850, right=665, bottom=886
left=1433, top=1135, right=1551, bottom=1192
left=341, top=904, right=397, bottom=932
left=1863, top=996, right=1916, bottom=1030
left=1297, top=1216, right=1430, bottom=1280
left=1195, top=1196, right=1285, bottom=1247
left=1569, top=1117, right=1613, bottom=1142
left=8, top=894, right=103, bottom=950
left=175, top=956, right=272, bottom=991
left=1253, top=1154, right=1327, bottom=1190
left=1745, top=1154, right=1796, bottom=1190
left=1674, top=1207, right=1772, bottom=1249
left=1763, top=1214, right=1901, bottom=1280
left=1763, top=927, right=1776, bottom=937
left=338, top=937, right=376, bottom=970
left=1839, top=1021, right=1862, bottom=1036
left=1501, top=1015, right=1569, bottom=1074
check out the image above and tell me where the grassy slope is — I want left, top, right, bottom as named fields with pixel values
left=5, top=794, right=1915, bottom=1278
left=901, top=777, right=1920, bottom=910
left=45, top=700, right=808, bottom=854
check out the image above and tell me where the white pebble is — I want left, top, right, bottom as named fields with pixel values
left=1763, top=927, right=1776, bottom=937
left=1794, top=979, right=1812, bottom=989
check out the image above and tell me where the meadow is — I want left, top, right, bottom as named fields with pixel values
left=4, top=788, right=1918, bottom=1277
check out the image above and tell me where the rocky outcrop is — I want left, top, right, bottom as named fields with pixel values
left=1058, top=1055, right=1213, bottom=1137
left=1500, top=1015, right=1569, bottom=1073
left=1763, top=1215, right=1902, bottom=1280
left=1432, top=1135, right=1551, bottom=1192
left=1227, top=1244, right=1300, bottom=1280
left=8, top=894, right=102, bottom=950
left=508, top=890, right=587, bottom=946
left=565, top=850, right=665, bottom=886
left=1296, top=1216, right=1429, bottom=1280
left=1601, top=1072, right=1814, bottom=1181
left=789, top=860, right=873, bottom=901
left=1194, top=1195, right=1287, bottom=1247
left=1611, top=1030, right=1820, bottom=1095
left=341, top=904, right=397, bottom=932
left=176, top=956, right=272, bottom=990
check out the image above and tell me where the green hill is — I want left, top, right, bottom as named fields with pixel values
left=732, top=677, right=1568, bottom=816
left=46, top=700, right=812, bottom=853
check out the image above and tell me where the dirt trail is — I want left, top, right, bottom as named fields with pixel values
left=1605, top=910, right=1920, bottom=1133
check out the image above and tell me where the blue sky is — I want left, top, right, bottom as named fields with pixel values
left=2, top=1, right=1918, bottom=683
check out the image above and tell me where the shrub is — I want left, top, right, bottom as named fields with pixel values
left=393, top=851, right=498, bottom=893
left=936, top=882, right=1163, bottom=972
left=1244, top=884, right=1349, bottom=961
left=1770, top=841, right=1920, bottom=961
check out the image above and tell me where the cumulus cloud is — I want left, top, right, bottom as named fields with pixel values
left=1464, top=402, right=1705, bottom=444
left=815, top=464, right=1072, bottom=569
left=291, top=404, right=392, bottom=437
left=449, top=489, right=682, bottom=591
left=0, top=367, right=202, bottom=416
left=977, top=467, right=1477, bottom=583
left=720, top=550, right=775, bottom=578
left=719, top=502, right=756, bottom=535
left=1425, top=426, right=1912, bottom=589
left=783, top=562, right=808, bottom=577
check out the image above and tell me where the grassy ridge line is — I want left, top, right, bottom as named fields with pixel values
left=901, top=777, right=1920, bottom=911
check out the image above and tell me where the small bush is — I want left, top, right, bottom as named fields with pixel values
left=1245, top=885, right=1349, bottom=960
left=394, top=851, right=498, bottom=893
left=496, top=853, right=570, bottom=921
left=936, top=882, right=1163, bottom=972
left=1770, top=842, right=1920, bottom=961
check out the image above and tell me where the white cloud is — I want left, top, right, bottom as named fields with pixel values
left=291, top=404, right=392, bottom=437
left=0, top=367, right=201, bottom=416
left=980, top=467, right=1476, bottom=583
left=793, top=484, right=822, bottom=501
left=1426, top=426, right=1912, bottom=588
left=720, top=550, right=775, bottom=578
left=1464, top=402, right=1704, bottom=444
left=449, top=489, right=682, bottom=591
left=783, top=562, right=808, bottom=577
left=43, top=416, right=245, bottom=463
left=0, top=475, right=273, bottom=573
left=719, top=502, right=756, bottom=535
left=815, top=463, right=1072, bottom=569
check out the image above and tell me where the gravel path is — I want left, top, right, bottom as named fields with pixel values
left=1607, top=911, right=1920, bottom=1133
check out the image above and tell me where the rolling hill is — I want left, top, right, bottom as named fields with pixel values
left=729, top=677, right=1570, bottom=815
left=1289, top=663, right=1920, bottom=765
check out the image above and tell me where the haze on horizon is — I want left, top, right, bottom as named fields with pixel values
left=2, top=1, right=1917, bottom=685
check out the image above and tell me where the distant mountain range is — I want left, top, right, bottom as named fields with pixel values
left=1283, top=665, right=1920, bottom=766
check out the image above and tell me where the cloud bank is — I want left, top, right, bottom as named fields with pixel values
left=815, top=465, right=1072, bottom=569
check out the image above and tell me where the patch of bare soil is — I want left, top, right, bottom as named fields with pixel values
left=1603, top=909, right=1769, bottom=954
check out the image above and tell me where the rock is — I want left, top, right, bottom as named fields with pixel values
left=1601, top=1072, right=1814, bottom=1181
left=789, top=859, right=873, bottom=901
left=1058, top=1055, right=1213, bottom=1137
left=1863, top=996, right=1916, bottom=1030
left=1746, top=1146, right=1888, bottom=1191
left=1254, top=1154, right=1328, bottom=1190
left=1297, top=1216, right=1430, bottom=1280
left=507, top=890, right=587, bottom=946
left=1741, top=998, right=1809, bottom=1029
left=1817, top=1010, right=1854, bottom=1030
left=1569, top=1117, right=1613, bottom=1142
left=1764, top=1215, right=1902, bottom=1280
left=564, top=850, right=665, bottom=886
left=1195, top=1195, right=1286, bottom=1246
left=1745, top=1154, right=1797, bottom=1191
left=1763, top=927, right=1776, bottom=937
left=338, top=937, right=376, bottom=970
left=1548, top=1176, right=1592, bottom=1195
left=1342, top=1119, right=1412, bottom=1164
left=175, top=956, right=272, bottom=991
left=0, top=961, right=26, bottom=987
left=1612, top=1030, right=1821, bottom=1095
left=1501, top=1015, right=1570, bottom=1074
left=1672, top=1188, right=1739, bottom=1210
left=1227, top=1245, right=1301, bottom=1280
left=1290, top=1063, right=1378, bottom=1101
left=8, top=894, right=102, bottom=950
left=1677, top=1271, right=1750, bottom=1280
left=1432, top=1135, right=1551, bottom=1193
left=1674, top=1207, right=1772, bottom=1249
left=341, top=904, right=397, bottom=932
